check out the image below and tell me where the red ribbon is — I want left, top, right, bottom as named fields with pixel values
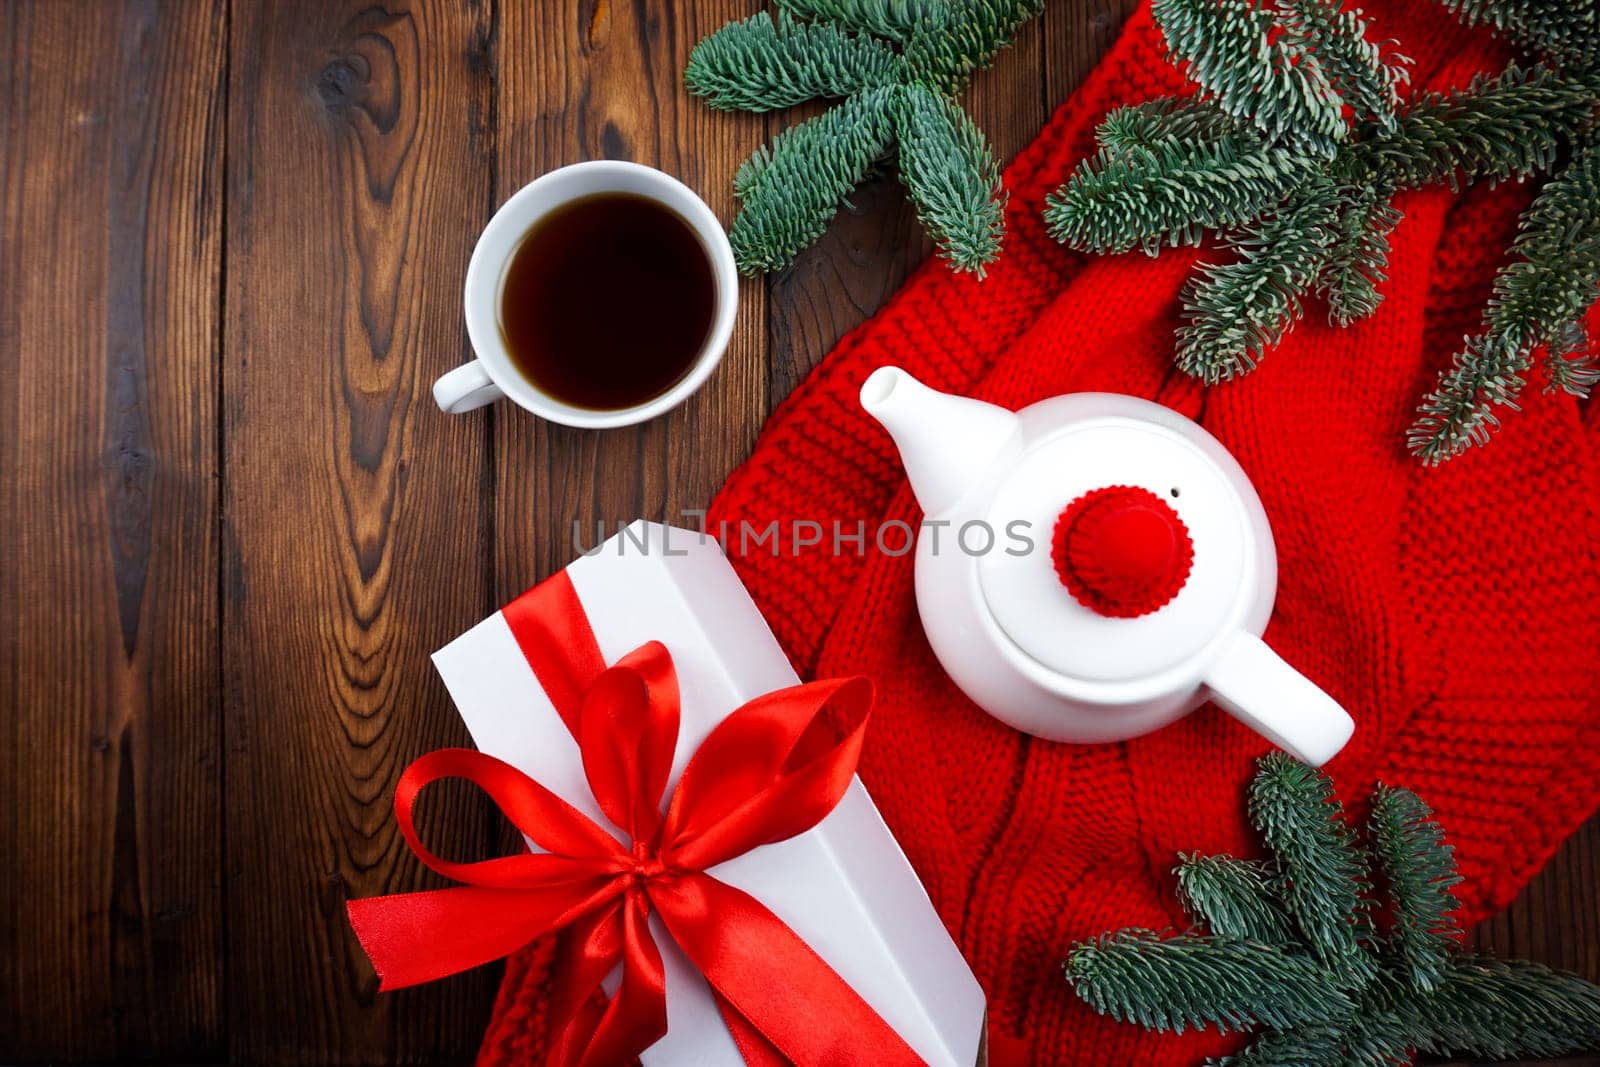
left=347, top=572, right=924, bottom=1066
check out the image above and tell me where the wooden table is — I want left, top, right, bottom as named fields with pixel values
left=2, top=1, right=1595, bottom=1063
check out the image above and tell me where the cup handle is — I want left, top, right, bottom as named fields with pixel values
left=1202, top=631, right=1355, bottom=766
left=433, top=360, right=503, bottom=414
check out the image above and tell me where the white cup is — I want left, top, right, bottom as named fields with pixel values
left=434, top=161, right=739, bottom=426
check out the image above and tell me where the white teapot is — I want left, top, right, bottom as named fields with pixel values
left=859, top=366, right=1354, bottom=766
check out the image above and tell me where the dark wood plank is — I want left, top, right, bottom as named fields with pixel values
left=1442, top=821, right=1600, bottom=1064
left=0, top=1, right=226, bottom=1059
left=490, top=0, right=768, bottom=598
left=1452, top=817, right=1600, bottom=1065
left=1470, top=815, right=1600, bottom=980
left=222, top=2, right=498, bottom=1062
left=1043, top=0, right=1142, bottom=109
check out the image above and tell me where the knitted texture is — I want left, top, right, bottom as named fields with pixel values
left=479, top=3, right=1600, bottom=1063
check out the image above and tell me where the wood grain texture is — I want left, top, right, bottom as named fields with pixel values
left=222, top=1, right=498, bottom=1062
left=490, top=0, right=769, bottom=599
left=0, top=0, right=1597, bottom=1064
left=1043, top=0, right=1142, bottom=107
left=0, top=1, right=226, bottom=1059
left=1469, top=816, right=1600, bottom=978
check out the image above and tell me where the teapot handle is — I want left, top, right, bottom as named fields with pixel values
left=1203, top=632, right=1354, bottom=766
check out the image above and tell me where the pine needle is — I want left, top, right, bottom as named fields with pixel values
left=1278, top=0, right=1411, bottom=132
left=728, top=88, right=897, bottom=274
left=1368, top=786, right=1462, bottom=993
left=685, top=13, right=898, bottom=112
left=1044, top=133, right=1317, bottom=255
left=776, top=0, right=946, bottom=44
left=903, top=0, right=1044, bottom=95
left=1207, top=1025, right=1348, bottom=1066
left=1065, top=930, right=1350, bottom=1034
left=1543, top=320, right=1600, bottom=397
left=1420, top=957, right=1600, bottom=1059
left=1095, top=99, right=1241, bottom=155
left=1175, top=188, right=1339, bottom=383
left=688, top=0, right=1037, bottom=273
left=1432, top=0, right=1600, bottom=64
left=1064, top=755, right=1600, bottom=1062
left=1248, top=753, right=1376, bottom=983
left=1043, top=0, right=1600, bottom=461
left=1361, top=64, right=1597, bottom=192
left=892, top=83, right=1007, bottom=273
left=1410, top=137, right=1600, bottom=462
left=1151, top=0, right=1348, bottom=153
left=1316, top=182, right=1403, bottom=326
left=1176, top=855, right=1295, bottom=944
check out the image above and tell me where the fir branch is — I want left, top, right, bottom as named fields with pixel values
left=1044, top=135, right=1317, bottom=255
left=1033, top=0, right=1600, bottom=459
left=1336, top=999, right=1415, bottom=1067
left=891, top=83, right=1006, bottom=272
left=1248, top=752, right=1376, bottom=984
left=1360, top=63, right=1598, bottom=192
left=1327, top=969, right=1419, bottom=1067
left=685, top=13, right=898, bottom=112
left=1419, top=956, right=1600, bottom=1060
left=1065, top=930, right=1351, bottom=1034
left=1317, top=183, right=1403, bottom=326
left=1368, top=786, right=1462, bottom=993
left=1407, top=333, right=1526, bottom=461
left=776, top=0, right=946, bottom=44
left=1209, top=1026, right=1346, bottom=1067
left=1150, top=0, right=1348, bottom=153
left=1490, top=135, right=1600, bottom=351
left=728, top=88, right=896, bottom=274
left=1176, top=855, right=1295, bottom=944
left=1279, top=0, right=1410, bottom=130
left=1433, top=0, right=1600, bottom=64
left=1068, top=757, right=1600, bottom=1061
left=903, top=0, right=1044, bottom=95
left=690, top=0, right=1040, bottom=273
left=1410, top=137, right=1600, bottom=461
left=1543, top=319, right=1600, bottom=397
left=1175, top=188, right=1339, bottom=383
left=1095, top=98, right=1241, bottom=155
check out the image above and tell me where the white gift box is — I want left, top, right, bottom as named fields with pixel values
left=432, top=520, right=985, bottom=1066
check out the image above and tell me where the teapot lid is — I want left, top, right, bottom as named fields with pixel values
left=976, top=406, right=1267, bottom=688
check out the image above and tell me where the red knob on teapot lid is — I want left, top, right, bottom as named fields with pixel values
left=1052, top=486, right=1194, bottom=618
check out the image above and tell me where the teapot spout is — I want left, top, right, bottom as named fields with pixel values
left=860, top=366, right=1022, bottom=516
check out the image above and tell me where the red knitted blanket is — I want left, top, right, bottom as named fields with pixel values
left=481, top=3, right=1600, bottom=1063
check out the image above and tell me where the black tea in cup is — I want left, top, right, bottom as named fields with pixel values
left=497, top=192, right=717, bottom=411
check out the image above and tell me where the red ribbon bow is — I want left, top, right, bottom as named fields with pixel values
left=347, top=573, right=923, bottom=1066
